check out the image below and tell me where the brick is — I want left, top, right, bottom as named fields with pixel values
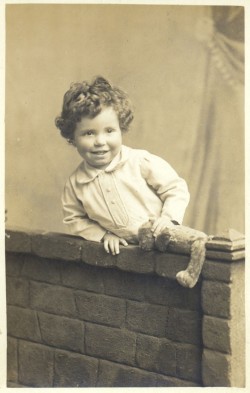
left=54, top=350, right=98, bottom=387
left=30, top=282, right=76, bottom=317
left=202, top=281, right=231, bottom=318
left=7, top=337, right=18, bottom=383
left=203, top=315, right=231, bottom=353
left=206, top=249, right=245, bottom=261
left=31, top=232, right=82, bottom=261
left=75, top=291, right=126, bottom=328
left=155, top=253, right=190, bottom=280
left=85, top=323, right=136, bottom=366
left=7, top=305, right=41, bottom=342
left=156, top=373, right=200, bottom=387
left=126, top=301, right=168, bottom=337
left=206, top=229, right=245, bottom=252
left=176, top=343, right=202, bottom=383
left=136, top=334, right=176, bottom=377
left=61, top=261, right=105, bottom=292
left=22, top=255, right=61, bottom=284
left=81, top=241, right=117, bottom=268
left=202, top=260, right=233, bottom=282
left=166, top=308, right=202, bottom=345
left=19, top=341, right=54, bottom=387
left=202, top=349, right=231, bottom=386
left=38, top=312, right=84, bottom=353
left=81, top=242, right=155, bottom=274
left=6, top=277, right=29, bottom=307
left=102, top=269, right=146, bottom=301
left=144, top=275, right=180, bottom=306
left=97, top=359, right=199, bottom=387
left=115, top=248, right=155, bottom=274
left=185, top=281, right=202, bottom=311
left=97, top=359, right=158, bottom=387
left=5, top=253, right=25, bottom=276
left=144, top=275, right=201, bottom=310
left=5, top=230, right=32, bottom=253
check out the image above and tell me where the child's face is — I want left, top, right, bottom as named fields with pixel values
left=73, top=107, right=122, bottom=169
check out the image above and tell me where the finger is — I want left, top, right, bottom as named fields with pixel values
left=114, top=241, right=120, bottom=255
left=107, top=239, right=115, bottom=255
left=153, top=228, right=161, bottom=237
left=151, top=220, right=159, bottom=232
left=109, top=239, right=119, bottom=255
left=153, top=223, right=165, bottom=237
left=152, top=221, right=161, bottom=234
left=103, top=239, right=110, bottom=254
left=120, top=239, right=128, bottom=247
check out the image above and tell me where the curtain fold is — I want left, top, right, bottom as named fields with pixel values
left=184, top=6, right=244, bottom=235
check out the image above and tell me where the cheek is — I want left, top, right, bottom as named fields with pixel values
left=76, top=139, right=92, bottom=151
left=111, top=133, right=122, bottom=147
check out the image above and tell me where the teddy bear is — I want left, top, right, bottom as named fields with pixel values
left=138, top=220, right=209, bottom=288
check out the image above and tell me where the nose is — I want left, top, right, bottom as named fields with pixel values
left=94, top=133, right=106, bottom=146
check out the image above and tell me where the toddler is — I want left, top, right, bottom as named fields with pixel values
left=55, top=76, right=190, bottom=255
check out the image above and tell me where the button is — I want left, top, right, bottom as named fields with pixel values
left=107, top=188, right=112, bottom=192
left=111, top=200, right=115, bottom=204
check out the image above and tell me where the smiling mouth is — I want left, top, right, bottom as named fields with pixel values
left=92, top=151, right=109, bottom=156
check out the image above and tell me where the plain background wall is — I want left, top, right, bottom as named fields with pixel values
left=5, top=4, right=244, bottom=234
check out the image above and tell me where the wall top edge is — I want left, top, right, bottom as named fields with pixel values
left=5, top=226, right=245, bottom=264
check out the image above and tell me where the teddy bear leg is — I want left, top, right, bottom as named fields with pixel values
left=176, top=238, right=207, bottom=288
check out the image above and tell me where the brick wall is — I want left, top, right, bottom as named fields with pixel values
left=5, top=228, right=245, bottom=387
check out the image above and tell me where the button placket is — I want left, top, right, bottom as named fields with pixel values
left=98, top=172, right=129, bottom=227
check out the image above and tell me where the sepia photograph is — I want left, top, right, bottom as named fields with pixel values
left=2, top=1, right=247, bottom=390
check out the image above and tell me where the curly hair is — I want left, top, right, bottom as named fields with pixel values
left=55, top=76, right=134, bottom=143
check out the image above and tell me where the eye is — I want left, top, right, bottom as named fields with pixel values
left=106, top=128, right=115, bottom=133
left=83, top=130, right=94, bottom=136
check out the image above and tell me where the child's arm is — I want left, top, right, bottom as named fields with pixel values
left=140, top=152, right=190, bottom=235
left=62, top=179, right=107, bottom=242
left=62, top=180, right=128, bottom=254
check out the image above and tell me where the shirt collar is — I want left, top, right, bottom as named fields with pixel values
left=75, top=145, right=130, bottom=184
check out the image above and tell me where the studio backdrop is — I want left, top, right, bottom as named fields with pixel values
left=5, top=4, right=244, bottom=236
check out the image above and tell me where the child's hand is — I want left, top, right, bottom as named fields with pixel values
left=103, top=232, right=128, bottom=255
left=151, top=217, right=175, bottom=238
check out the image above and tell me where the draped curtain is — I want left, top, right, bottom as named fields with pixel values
left=184, top=6, right=244, bottom=235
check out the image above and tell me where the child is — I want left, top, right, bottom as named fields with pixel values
left=55, top=76, right=190, bottom=255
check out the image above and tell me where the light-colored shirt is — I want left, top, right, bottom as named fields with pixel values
left=62, top=145, right=190, bottom=242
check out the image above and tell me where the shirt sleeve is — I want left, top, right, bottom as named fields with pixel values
left=62, top=178, right=107, bottom=242
left=139, top=151, right=190, bottom=224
